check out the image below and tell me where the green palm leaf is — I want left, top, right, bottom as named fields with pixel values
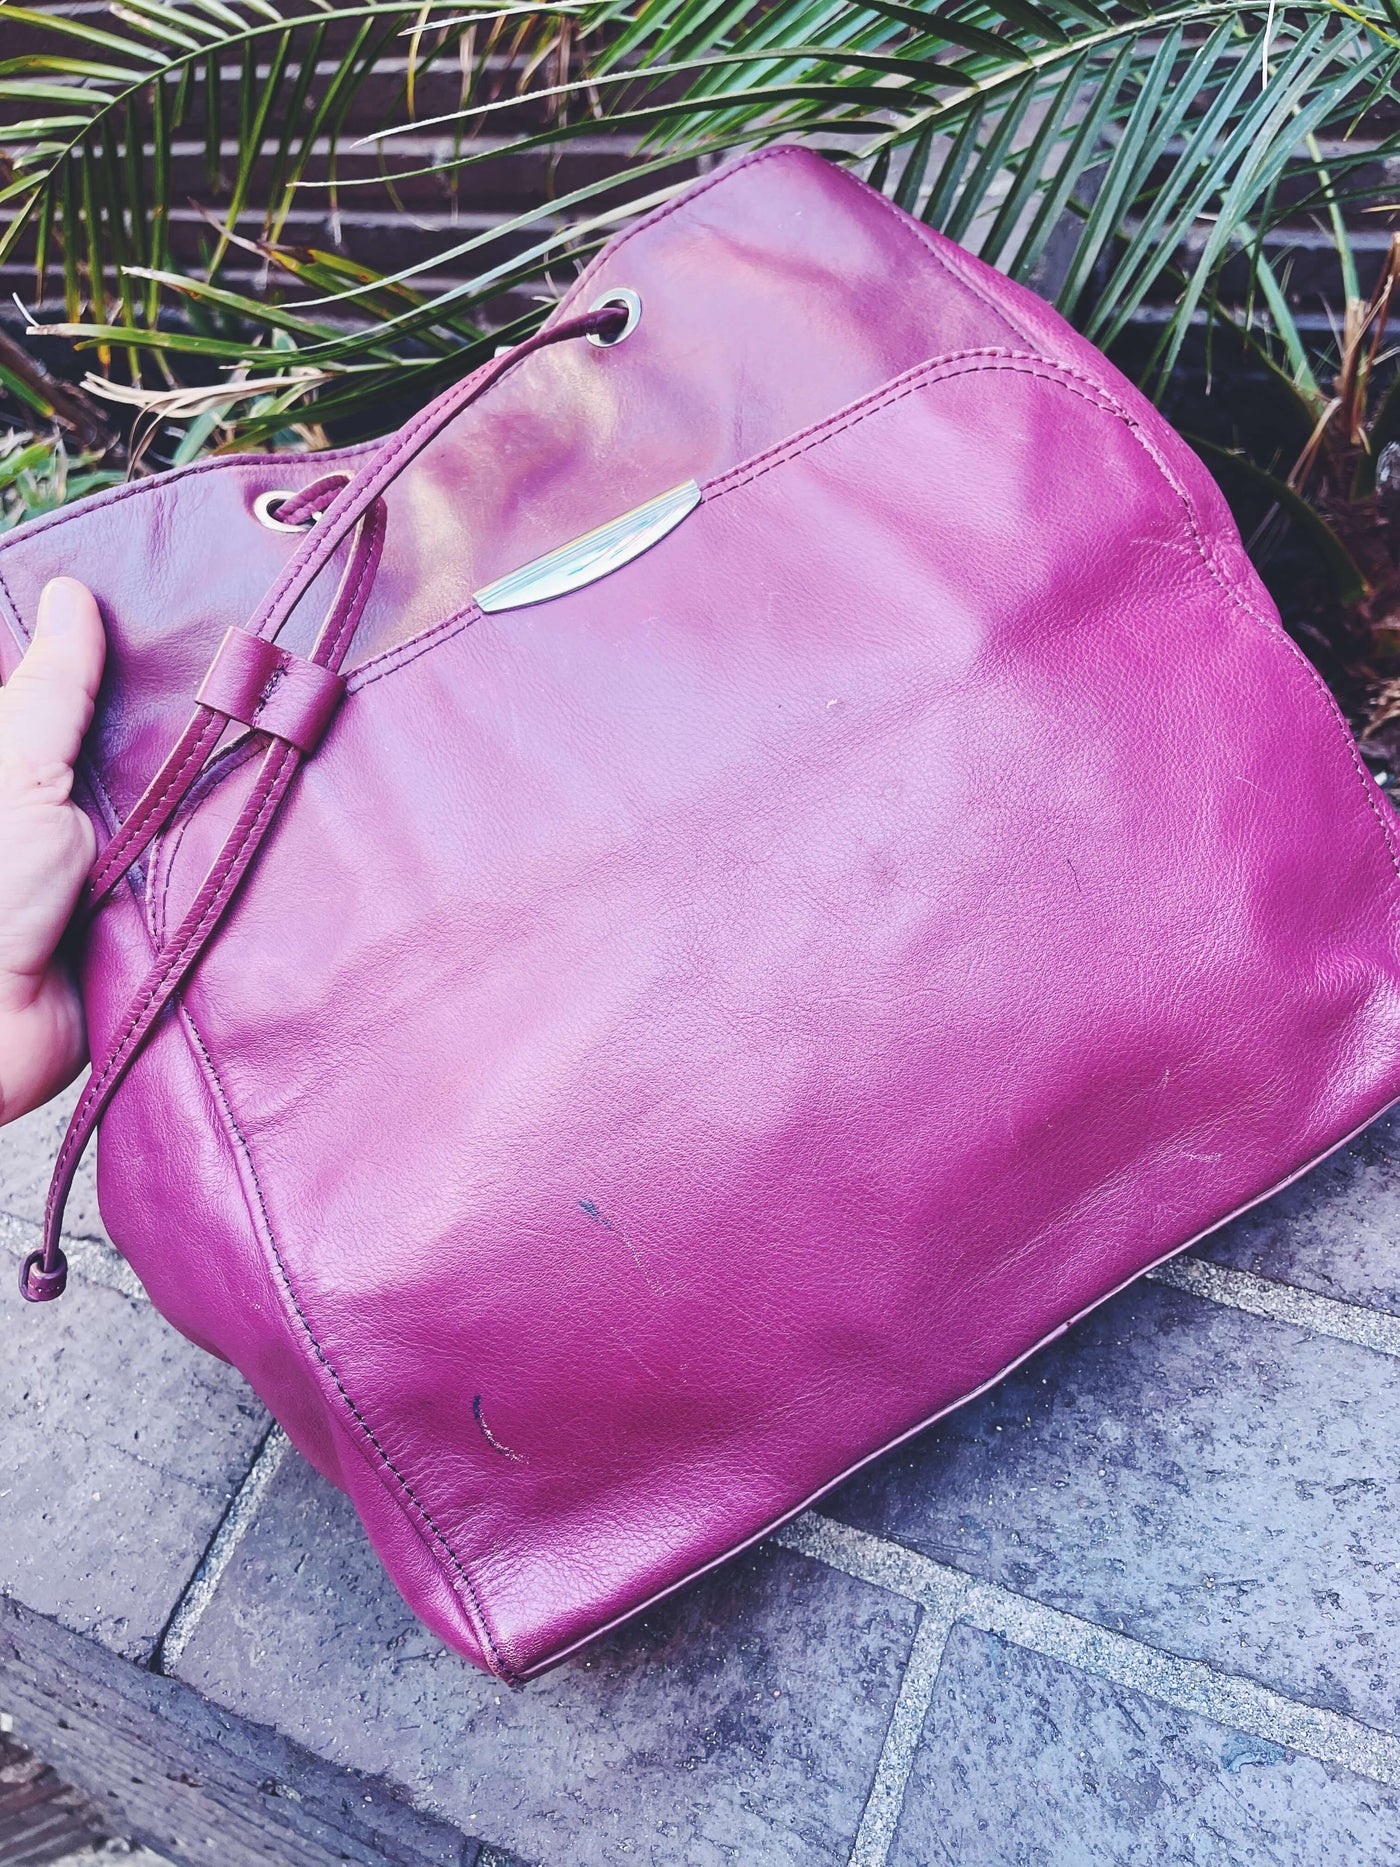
left=2, top=0, right=1398, bottom=446
left=0, top=0, right=599, bottom=428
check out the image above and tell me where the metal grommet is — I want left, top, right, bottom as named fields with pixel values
left=586, top=287, right=642, bottom=348
left=252, top=488, right=316, bottom=533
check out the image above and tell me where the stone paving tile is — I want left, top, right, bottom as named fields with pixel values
left=1196, top=1108, right=1400, bottom=1315
left=889, top=1624, right=1400, bottom=1867
left=0, top=1258, right=269, bottom=1663
left=172, top=1453, right=917, bottom=1867
left=0, top=1086, right=106, bottom=1250
left=826, top=1280, right=1400, bottom=1734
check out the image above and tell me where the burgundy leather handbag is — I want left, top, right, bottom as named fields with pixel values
left=9, top=146, right=1400, bottom=1680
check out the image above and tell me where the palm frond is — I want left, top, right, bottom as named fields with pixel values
left=3, top=0, right=1399, bottom=449
left=0, top=0, right=588, bottom=428
left=334, top=0, right=1400, bottom=365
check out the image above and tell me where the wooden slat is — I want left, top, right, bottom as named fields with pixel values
left=0, top=1733, right=110, bottom=1867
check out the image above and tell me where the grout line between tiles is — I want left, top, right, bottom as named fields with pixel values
left=778, top=1512, right=1400, bottom=1802
left=845, top=1607, right=960, bottom=1867
left=1148, top=1254, right=1400, bottom=1357
left=149, top=1426, right=291, bottom=1676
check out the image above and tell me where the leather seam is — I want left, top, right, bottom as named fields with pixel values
left=239, top=327, right=591, bottom=651
left=54, top=593, right=513, bottom=1676
left=44, top=741, right=303, bottom=1225
left=322, top=504, right=383, bottom=665
left=336, top=349, right=1031, bottom=692
left=702, top=344, right=1024, bottom=497
left=174, top=1005, right=518, bottom=1681
left=92, top=713, right=222, bottom=895
left=152, top=736, right=266, bottom=948
left=346, top=603, right=481, bottom=692
left=699, top=349, right=1400, bottom=891
left=236, top=342, right=1398, bottom=907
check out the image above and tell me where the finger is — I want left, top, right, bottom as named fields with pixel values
left=0, top=578, right=106, bottom=782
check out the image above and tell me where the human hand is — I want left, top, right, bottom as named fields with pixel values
left=0, top=578, right=105, bottom=1124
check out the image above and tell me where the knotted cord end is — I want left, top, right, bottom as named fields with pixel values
left=19, top=1247, right=68, bottom=1302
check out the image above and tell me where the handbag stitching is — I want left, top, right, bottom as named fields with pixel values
left=341, top=341, right=1228, bottom=694
left=151, top=735, right=266, bottom=947
left=329, top=351, right=1400, bottom=899
left=0, top=148, right=1024, bottom=589
left=176, top=1003, right=517, bottom=1681
left=347, top=603, right=481, bottom=693
left=0, top=158, right=794, bottom=565
left=92, top=716, right=224, bottom=898
left=335, top=345, right=1038, bottom=694
left=41, top=746, right=299, bottom=1230
left=700, top=351, right=1400, bottom=890
left=0, top=440, right=377, bottom=554
left=121, top=712, right=513, bottom=1670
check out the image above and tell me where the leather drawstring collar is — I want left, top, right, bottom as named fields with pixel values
left=21, top=304, right=625, bottom=1302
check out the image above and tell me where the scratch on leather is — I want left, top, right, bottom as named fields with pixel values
left=472, top=1394, right=524, bottom=1462
left=578, top=1196, right=658, bottom=1283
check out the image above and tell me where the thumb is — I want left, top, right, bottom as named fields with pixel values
left=0, top=578, right=105, bottom=788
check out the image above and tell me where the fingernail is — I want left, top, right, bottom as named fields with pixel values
left=36, top=578, right=90, bottom=639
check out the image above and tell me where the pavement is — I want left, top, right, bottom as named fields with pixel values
left=3, top=1080, right=1400, bottom=1864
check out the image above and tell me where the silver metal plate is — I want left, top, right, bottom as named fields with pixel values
left=473, top=479, right=701, bottom=614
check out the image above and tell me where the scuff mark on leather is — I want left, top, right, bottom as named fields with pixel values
left=579, top=1198, right=664, bottom=1295
left=473, top=1394, right=523, bottom=1462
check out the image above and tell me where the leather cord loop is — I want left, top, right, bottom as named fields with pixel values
left=83, top=474, right=382, bottom=913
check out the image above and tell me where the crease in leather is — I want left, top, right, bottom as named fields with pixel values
left=173, top=997, right=509, bottom=1677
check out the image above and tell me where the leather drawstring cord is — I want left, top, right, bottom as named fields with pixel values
left=21, top=304, right=626, bottom=1302
left=80, top=470, right=361, bottom=915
